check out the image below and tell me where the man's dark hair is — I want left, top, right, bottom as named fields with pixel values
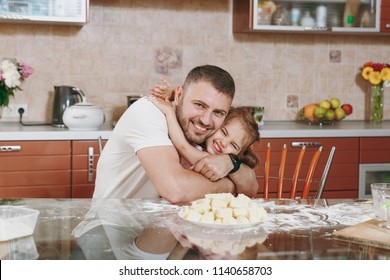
left=182, top=65, right=235, bottom=99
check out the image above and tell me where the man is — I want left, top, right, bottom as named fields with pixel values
left=93, top=65, right=258, bottom=203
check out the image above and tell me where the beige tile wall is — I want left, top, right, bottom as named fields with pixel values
left=0, top=0, right=389, bottom=124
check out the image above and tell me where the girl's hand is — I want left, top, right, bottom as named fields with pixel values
left=146, top=95, right=174, bottom=116
left=149, top=77, right=174, bottom=101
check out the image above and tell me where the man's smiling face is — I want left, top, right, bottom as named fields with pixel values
left=174, top=81, right=232, bottom=145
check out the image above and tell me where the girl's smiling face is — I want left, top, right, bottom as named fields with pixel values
left=204, top=119, right=249, bottom=156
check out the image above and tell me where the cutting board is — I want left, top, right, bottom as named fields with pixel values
left=333, top=219, right=390, bottom=249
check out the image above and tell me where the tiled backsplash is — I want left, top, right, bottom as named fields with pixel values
left=0, top=0, right=389, bottom=124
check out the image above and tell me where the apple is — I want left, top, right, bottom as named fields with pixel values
left=319, top=99, right=331, bottom=109
left=325, top=109, right=335, bottom=121
left=330, top=98, right=341, bottom=109
left=341, top=104, right=353, bottom=115
left=314, top=106, right=326, bottom=119
left=335, top=107, right=346, bottom=120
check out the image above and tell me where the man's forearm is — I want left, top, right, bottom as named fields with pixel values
left=163, top=171, right=235, bottom=203
left=228, top=164, right=259, bottom=197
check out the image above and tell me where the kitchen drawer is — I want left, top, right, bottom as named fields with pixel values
left=0, top=141, right=71, bottom=156
left=0, top=140, right=71, bottom=198
left=253, top=137, right=359, bottom=198
left=0, top=155, right=70, bottom=171
left=0, top=171, right=70, bottom=187
left=72, top=140, right=104, bottom=154
left=360, top=137, right=390, bottom=163
left=71, top=184, right=95, bottom=198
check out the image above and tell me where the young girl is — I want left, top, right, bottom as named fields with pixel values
left=148, top=79, right=260, bottom=173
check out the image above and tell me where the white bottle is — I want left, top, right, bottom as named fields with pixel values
left=316, top=5, right=327, bottom=27
left=290, top=8, right=301, bottom=26
left=301, top=11, right=315, bottom=27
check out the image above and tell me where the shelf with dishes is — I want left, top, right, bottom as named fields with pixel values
left=233, top=0, right=390, bottom=34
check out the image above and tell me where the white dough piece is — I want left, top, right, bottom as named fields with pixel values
left=182, top=206, right=190, bottom=217
left=191, top=198, right=210, bottom=206
left=229, top=198, right=249, bottom=209
left=200, top=211, right=215, bottom=223
left=215, top=207, right=233, bottom=219
left=236, top=215, right=250, bottom=224
left=233, top=207, right=248, bottom=218
left=237, top=193, right=252, bottom=204
left=206, top=193, right=234, bottom=202
left=185, top=209, right=202, bottom=222
left=182, top=193, right=267, bottom=225
left=211, top=199, right=228, bottom=211
left=222, top=216, right=237, bottom=225
left=192, top=202, right=210, bottom=214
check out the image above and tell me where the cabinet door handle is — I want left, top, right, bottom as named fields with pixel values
left=292, top=142, right=321, bottom=148
left=0, top=145, right=22, bottom=152
left=88, top=147, right=94, bottom=183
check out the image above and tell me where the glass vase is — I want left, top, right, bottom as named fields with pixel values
left=370, top=84, right=384, bottom=125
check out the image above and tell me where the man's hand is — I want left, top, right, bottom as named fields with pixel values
left=191, top=154, right=233, bottom=181
left=191, top=154, right=259, bottom=197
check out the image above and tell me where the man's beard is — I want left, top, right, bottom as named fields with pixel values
left=176, top=101, right=209, bottom=145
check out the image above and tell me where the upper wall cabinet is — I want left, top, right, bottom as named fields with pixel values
left=0, top=0, right=89, bottom=25
left=233, top=0, right=390, bottom=34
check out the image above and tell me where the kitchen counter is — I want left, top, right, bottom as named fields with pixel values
left=0, top=122, right=113, bottom=140
left=1, top=121, right=390, bottom=140
left=1, top=198, right=389, bottom=260
left=259, top=120, right=390, bottom=138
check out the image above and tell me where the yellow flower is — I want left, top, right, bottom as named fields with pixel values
left=381, top=67, right=390, bottom=82
left=368, top=71, right=382, bottom=85
left=362, top=66, right=373, bottom=80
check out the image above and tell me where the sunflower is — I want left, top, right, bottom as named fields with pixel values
left=368, top=71, right=382, bottom=85
left=362, top=66, right=373, bottom=80
left=381, top=67, right=390, bottom=82
left=361, top=62, right=390, bottom=86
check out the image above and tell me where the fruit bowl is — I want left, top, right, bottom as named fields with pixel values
left=305, top=119, right=335, bottom=126
left=298, top=99, right=353, bottom=126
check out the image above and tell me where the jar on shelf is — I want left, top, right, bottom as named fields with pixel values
left=301, top=10, right=315, bottom=27
left=316, top=5, right=327, bottom=27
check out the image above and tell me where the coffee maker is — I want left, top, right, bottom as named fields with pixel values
left=52, top=86, right=85, bottom=127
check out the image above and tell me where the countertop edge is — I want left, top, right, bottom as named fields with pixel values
left=1, top=121, right=390, bottom=140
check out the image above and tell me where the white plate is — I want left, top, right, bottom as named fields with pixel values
left=178, top=210, right=262, bottom=229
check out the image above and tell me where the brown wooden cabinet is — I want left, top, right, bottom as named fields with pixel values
left=253, top=137, right=360, bottom=199
left=0, top=141, right=71, bottom=198
left=381, top=0, right=390, bottom=33
left=71, top=140, right=106, bottom=198
left=360, top=137, right=390, bottom=163
left=1, top=136, right=388, bottom=199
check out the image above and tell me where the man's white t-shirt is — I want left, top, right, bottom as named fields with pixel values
left=93, top=98, right=173, bottom=198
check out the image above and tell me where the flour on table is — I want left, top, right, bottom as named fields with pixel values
left=255, top=200, right=374, bottom=233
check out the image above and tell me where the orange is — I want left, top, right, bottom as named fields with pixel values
left=303, top=103, right=318, bottom=122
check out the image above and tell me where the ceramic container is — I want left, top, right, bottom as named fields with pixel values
left=63, top=102, right=105, bottom=131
